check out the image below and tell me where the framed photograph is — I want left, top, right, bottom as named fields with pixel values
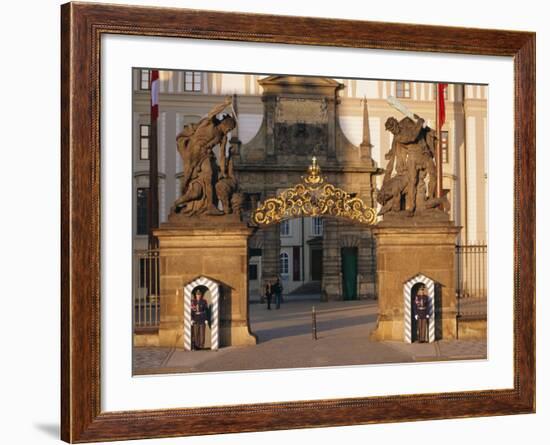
left=61, top=1, right=535, bottom=442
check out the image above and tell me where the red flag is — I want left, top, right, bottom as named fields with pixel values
left=148, top=69, right=160, bottom=249
left=437, top=83, right=448, bottom=127
left=150, top=69, right=159, bottom=121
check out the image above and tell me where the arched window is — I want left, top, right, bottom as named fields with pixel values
left=279, top=252, right=289, bottom=275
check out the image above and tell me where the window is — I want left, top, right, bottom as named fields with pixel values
left=244, top=192, right=262, bottom=212
left=136, top=187, right=149, bottom=235
left=396, top=81, right=411, bottom=98
left=280, top=220, right=290, bottom=236
left=441, top=131, right=449, bottom=163
left=140, top=69, right=150, bottom=90
left=279, top=252, right=289, bottom=275
left=312, top=217, right=323, bottom=236
left=140, top=124, right=150, bottom=160
left=249, top=248, right=262, bottom=257
left=184, top=71, right=202, bottom=92
left=248, top=264, right=258, bottom=281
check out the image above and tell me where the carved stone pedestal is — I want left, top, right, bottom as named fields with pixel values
left=370, top=219, right=461, bottom=341
left=154, top=217, right=257, bottom=348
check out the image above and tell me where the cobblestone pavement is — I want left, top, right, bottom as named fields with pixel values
left=133, top=347, right=174, bottom=373
left=385, top=339, right=487, bottom=361
left=437, top=339, right=487, bottom=359
left=133, top=298, right=487, bottom=375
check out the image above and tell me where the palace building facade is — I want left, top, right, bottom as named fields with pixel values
left=132, top=69, right=487, bottom=300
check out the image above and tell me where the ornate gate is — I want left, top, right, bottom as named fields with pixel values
left=252, top=157, right=376, bottom=226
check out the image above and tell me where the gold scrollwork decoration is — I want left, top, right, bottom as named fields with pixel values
left=252, top=157, right=377, bottom=226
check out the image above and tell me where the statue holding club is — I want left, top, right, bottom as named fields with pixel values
left=172, top=97, right=242, bottom=217
left=377, top=96, right=449, bottom=217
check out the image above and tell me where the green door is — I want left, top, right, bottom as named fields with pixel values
left=341, top=247, right=358, bottom=300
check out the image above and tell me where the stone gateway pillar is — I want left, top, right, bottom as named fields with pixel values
left=260, top=220, right=280, bottom=283
left=370, top=99, right=464, bottom=341
left=154, top=218, right=257, bottom=348
left=370, top=220, right=461, bottom=341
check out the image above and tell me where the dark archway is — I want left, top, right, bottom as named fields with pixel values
left=249, top=158, right=377, bottom=302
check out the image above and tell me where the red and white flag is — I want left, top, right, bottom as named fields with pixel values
left=437, top=83, right=448, bottom=127
left=150, top=69, right=159, bottom=121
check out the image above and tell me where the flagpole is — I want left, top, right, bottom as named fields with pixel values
left=435, top=83, right=443, bottom=198
left=148, top=70, right=160, bottom=250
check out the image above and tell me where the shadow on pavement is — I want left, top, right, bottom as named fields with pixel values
left=251, top=300, right=378, bottom=342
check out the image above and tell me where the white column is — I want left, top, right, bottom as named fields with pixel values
left=483, top=116, right=488, bottom=243
left=175, top=113, right=184, bottom=198
left=466, top=116, right=478, bottom=242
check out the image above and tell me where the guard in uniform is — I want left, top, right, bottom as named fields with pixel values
left=191, top=288, right=209, bottom=350
left=414, top=284, right=430, bottom=343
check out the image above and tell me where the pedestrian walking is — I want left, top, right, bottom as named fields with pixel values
left=273, top=278, right=283, bottom=309
left=265, top=280, right=273, bottom=310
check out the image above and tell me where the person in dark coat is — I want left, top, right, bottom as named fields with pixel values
left=191, top=288, right=209, bottom=350
left=273, top=278, right=283, bottom=310
left=265, top=280, right=273, bottom=310
left=414, top=284, right=430, bottom=343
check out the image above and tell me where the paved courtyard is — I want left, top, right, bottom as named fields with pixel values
left=133, top=298, right=486, bottom=375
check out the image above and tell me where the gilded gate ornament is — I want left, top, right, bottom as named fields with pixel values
left=252, top=157, right=377, bottom=226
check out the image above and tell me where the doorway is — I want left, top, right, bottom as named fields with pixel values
left=311, top=248, right=323, bottom=281
left=341, top=247, right=358, bottom=300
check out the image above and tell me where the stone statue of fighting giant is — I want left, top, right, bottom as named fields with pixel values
left=377, top=96, right=449, bottom=217
left=172, top=97, right=243, bottom=217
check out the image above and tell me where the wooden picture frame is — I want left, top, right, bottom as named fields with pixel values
left=61, top=2, right=535, bottom=442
